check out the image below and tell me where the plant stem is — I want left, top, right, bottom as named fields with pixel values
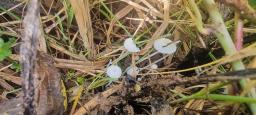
left=197, top=94, right=256, bottom=103
left=173, top=0, right=256, bottom=113
left=202, top=0, right=256, bottom=114
left=187, top=0, right=209, bottom=34
left=171, top=82, right=229, bottom=104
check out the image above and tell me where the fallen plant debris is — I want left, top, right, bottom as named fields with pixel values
left=1, top=0, right=256, bottom=114
left=73, top=69, right=256, bottom=115
left=20, top=0, right=41, bottom=114
left=142, top=69, right=256, bottom=88
left=1, top=68, right=256, bottom=114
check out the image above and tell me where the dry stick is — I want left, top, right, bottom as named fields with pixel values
left=20, top=0, right=40, bottom=114
left=145, top=69, right=256, bottom=87
left=74, top=84, right=123, bottom=115
left=202, top=0, right=256, bottom=114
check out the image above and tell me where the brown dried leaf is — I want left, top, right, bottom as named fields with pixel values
left=34, top=52, right=64, bottom=115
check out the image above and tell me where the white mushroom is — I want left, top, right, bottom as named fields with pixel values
left=127, top=66, right=140, bottom=76
left=124, top=38, right=140, bottom=52
left=153, top=38, right=180, bottom=54
left=106, top=65, right=122, bottom=79
left=150, top=64, right=158, bottom=69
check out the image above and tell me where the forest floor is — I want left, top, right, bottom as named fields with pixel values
left=1, top=0, right=256, bottom=115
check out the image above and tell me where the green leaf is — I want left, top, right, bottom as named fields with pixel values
left=76, top=76, right=85, bottom=85
left=249, top=0, right=256, bottom=9
left=63, top=0, right=74, bottom=28
left=10, top=61, right=21, bottom=72
left=197, top=94, right=256, bottom=103
left=0, top=38, right=15, bottom=61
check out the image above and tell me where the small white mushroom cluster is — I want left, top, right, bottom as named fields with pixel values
left=106, top=37, right=180, bottom=79
left=106, top=65, right=140, bottom=79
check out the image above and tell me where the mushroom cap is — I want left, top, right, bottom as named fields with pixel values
left=127, top=66, right=140, bottom=76
left=106, top=65, right=122, bottom=78
left=124, top=38, right=140, bottom=52
left=153, top=38, right=179, bottom=54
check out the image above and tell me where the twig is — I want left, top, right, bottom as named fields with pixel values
left=144, top=69, right=256, bottom=87
left=20, top=0, right=40, bottom=114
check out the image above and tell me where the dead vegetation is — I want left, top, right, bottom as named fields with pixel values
left=0, top=0, right=256, bottom=114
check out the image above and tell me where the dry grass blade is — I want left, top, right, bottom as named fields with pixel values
left=139, top=0, right=170, bottom=55
left=54, top=58, right=106, bottom=73
left=70, top=0, right=95, bottom=59
left=120, top=0, right=163, bottom=18
left=9, top=54, right=106, bottom=74
left=48, top=38, right=89, bottom=61
left=0, top=79, right=14, bottom=91
left=0, top=72, right=22, bottom=85
left=74, top=84, right=123, bottom=115
left=144, top=69, right=256, bottom=87
left=140, top=0, right=161, bottom=15
left=0, top=0, right=25, bottom=16
left=106, top=1, right=140, bottom=44
left=218, top=43, right=256, bottom=65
